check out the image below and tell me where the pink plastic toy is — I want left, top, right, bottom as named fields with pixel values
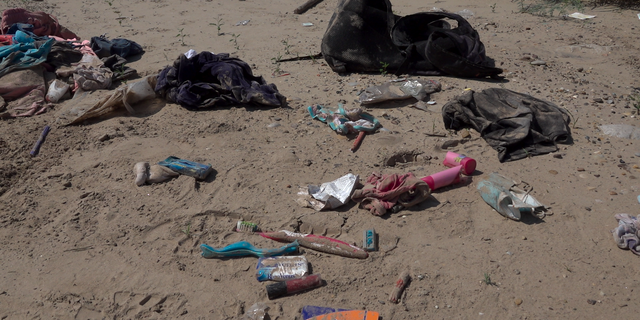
left=421, top=166, right=463, bottom=190
left=442, top=151, right=477, bottom=175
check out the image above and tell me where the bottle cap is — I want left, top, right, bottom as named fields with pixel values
left=459, top=157, right=477, bottom=175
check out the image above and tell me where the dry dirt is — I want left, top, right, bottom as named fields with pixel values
left=2, top=0, right=640, bottom=319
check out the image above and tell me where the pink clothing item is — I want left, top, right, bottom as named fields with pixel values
left=351, top=172, right=431, bottom=216
left=1, top=8, right=78, bottom=39
left=51, top=36, right=95, bottom=56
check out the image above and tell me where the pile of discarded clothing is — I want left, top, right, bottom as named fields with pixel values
left=0, top=8, right=144, bottom=119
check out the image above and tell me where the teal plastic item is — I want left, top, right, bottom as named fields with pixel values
left=308, top=104, right=380, bottom=134
left=200, top=240, right=299, bottom=258
left=158, top=156, right=213, bottom=180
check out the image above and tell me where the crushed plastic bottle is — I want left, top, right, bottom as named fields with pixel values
left=241, top=302, right=269, bottom=320
left=358, top=79, right=441, bottom=105
left=46, top=79, right=70, bottom=103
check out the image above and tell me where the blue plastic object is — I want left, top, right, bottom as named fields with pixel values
left=302, top=306, right=351, bottom=320
left=158, top=156, right=213, bottom=180
left=200, top=240, right=299, bottom=258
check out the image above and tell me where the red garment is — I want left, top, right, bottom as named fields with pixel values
left=1, top=8, right=78, bottom=39
left=351, top=172, right=431, bottom=216
left=0, top=34, right=12, bottom=45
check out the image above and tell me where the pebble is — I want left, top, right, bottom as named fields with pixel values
left=62, top=181, right=72, bottom=188
left=530, top=60, right=546, bottom=65
left=587, top=299, right=597, bottom=305
left=267, top=122, right=281, bottom=128
left=522, top=236, right=527, bottom=240
left=577, top=168, right=585, bottom=171
left=515, top=298, right=523, bottom=306
left=610, top=191, right=618, bottom=195
left=441, top=140, right=459, bottom=149
left=98, top=134, right=110, bottom=142
left=593, top=98, right=604, bottom=103
left=553, top=154, right=563, bottom=159
left=549, top=170, right=558, bottom=175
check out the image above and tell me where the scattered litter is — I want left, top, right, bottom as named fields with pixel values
left=55, top=75, right=158, bottom=125
left=241, top=302, right=269, bottom=320
left=146, top=164, right=179, bottom=184
left=352, top=172, right=431, bottom=216
left=256, top=255, right=309, bottom=281
left=297, top=173, right=359, bottom=210
left=261, top=230, right=369, bottom=259
left=477, top=172, right=548, bottom=221
left=267, top=122, right=281, bottom=128
left=359, top=79, right=441, bottom=105
left=421, top=166, right=464, bottom=191
left=568, top=12, right=596, bottom=20
left=266, top=274, right=323, bottom=299
left=302, top=22, right=314, bottom=27
left=389, top=270, right=410, bottom=303
left=158, top=156, right=213, bottom=180
left=443, top=151, right=477, bottom=175
left=612, top=214, right=640, bottom=255
left=236, top=220, right=260, bottom=233
left=363, top=229, right=377, bottom=251
left=29, top=125, right=50, bottom=157
left=46, top=79, right=70, bottom=103
left=306, top=310, right=379, bottom=320
left=236, top=19, right=250, bottom=26
left=134, top=162, right=149, bottom=186
left=302, top=306, right=351, bottom=320
left=200, top=240, right=299, bottom=258
left=427, top=100, right=436, bottom=105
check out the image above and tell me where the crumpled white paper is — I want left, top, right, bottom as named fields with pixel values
left=297, top=173, right=359, bottom=211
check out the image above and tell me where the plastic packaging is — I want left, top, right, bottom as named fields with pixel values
left=442, top=151, right=477, bottom=175
left=359, top=79, right=441, bottom=105
left=256, top=255, right=309, bottom=281
left=241, top=302, right=269, bottom=320
left=306, top=310, right=379, bottom=320
left=421, top=166, right=463, bottom=190
left=363, top=229, right=377, bottom=251
left=266, top=274, right=323, bottom=299
left=158, top=156, right=213, bottom=180
left=46, top=79, right=70, bottom=103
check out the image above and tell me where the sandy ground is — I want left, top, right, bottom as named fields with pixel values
left=2, top=0, right=640, bottom=318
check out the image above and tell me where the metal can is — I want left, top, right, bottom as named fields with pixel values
left=256, top=256, right=308, bottom=282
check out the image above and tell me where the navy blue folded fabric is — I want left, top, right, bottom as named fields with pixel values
left=90, top=35, right=144, bottom=59
left=155, top=52, right=285, bottom=109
